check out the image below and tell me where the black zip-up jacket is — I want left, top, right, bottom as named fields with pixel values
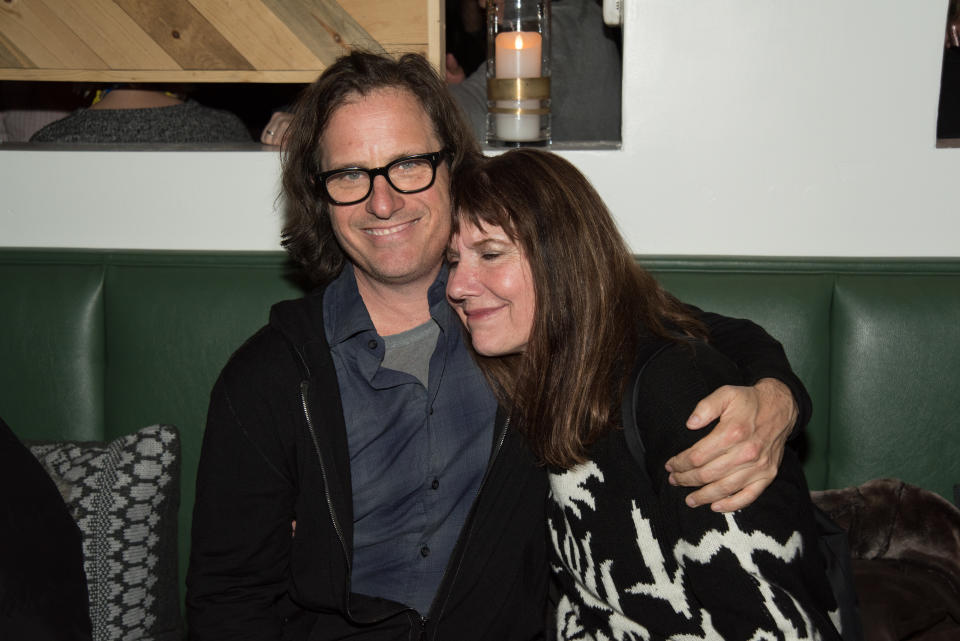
left=186, top=288, right=550, bottom=641
left=186, top=287, right=810, bottom=641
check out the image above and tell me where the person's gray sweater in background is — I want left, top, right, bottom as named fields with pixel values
left=30, top=100, right=252, bottom=144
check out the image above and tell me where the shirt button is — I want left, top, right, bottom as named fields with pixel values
left=367, top=339, right=377, bottom=349
left=431, top=478, right=439, bottom=490
left=420, top=546, right=430, bottom=557
left=429, top=406, right=434, bottom=415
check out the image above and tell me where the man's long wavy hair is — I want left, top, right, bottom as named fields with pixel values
left=281, top=51, right=482, bottom=285
left=451, top=149, right=707, bottom=469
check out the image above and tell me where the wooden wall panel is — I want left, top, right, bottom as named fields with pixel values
left=0, top=30, right=31, bottom=68
left=0, top=0, right=440, bottom=82
left=0, top=0, right=106, bottom=69
left=113, top=0, right=253, bottom=70
left=349, top=0, right=428, bottom=44
left=40, top=0, right=180, bottom=69
left=189, top=0, right=320, bottom=70
left=260, top=0, right=383, bottom=66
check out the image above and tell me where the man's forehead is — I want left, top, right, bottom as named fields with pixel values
left=330, top=88, right=429, bottom=130
left=320, top=88, right=441, bottom=165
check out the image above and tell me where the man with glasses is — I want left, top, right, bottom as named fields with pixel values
left=186, top=51, right=809, bottom=641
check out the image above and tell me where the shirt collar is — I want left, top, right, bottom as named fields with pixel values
left=324, top=264, right=456, bottom=345
left=428, top=264, right=459, bottom=334
left=323, top=266, right=375, bottom=346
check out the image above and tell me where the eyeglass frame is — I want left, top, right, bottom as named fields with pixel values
left=314, top=150, right=449, bottom=206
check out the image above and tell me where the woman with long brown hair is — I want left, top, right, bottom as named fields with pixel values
left=446, top=148, right=841, bottom=641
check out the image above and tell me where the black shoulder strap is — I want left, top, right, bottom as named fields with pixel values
left=621, top=341, right=672, bottom=471
left=814, top=508, right=864, bottom=641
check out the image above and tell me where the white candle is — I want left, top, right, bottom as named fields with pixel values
left=494, top=31, right=542, bottom=141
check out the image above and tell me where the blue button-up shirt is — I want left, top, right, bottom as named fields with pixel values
left=323, top=266, right=497, bottom=615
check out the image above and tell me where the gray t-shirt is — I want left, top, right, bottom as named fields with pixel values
left=382, top=319, right=441, bottom=388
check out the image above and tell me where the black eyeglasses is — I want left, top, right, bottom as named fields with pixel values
left=315, top=151, right=448, bottom=206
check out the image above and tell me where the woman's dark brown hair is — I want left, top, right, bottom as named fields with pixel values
left=451, top=148, right=706, bottom=469
left=281, top=51, right=482, bottom=285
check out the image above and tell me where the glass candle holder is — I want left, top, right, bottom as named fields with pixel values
left=485, top=0, right=551, bottom=146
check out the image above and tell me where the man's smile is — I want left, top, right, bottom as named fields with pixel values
left=364, top=218, right=419, bottom=237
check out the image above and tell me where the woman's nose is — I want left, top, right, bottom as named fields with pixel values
left=446, top=261, right=478, bottom=301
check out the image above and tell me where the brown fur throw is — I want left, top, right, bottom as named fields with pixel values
left=812, top=478, right=960, bottom=641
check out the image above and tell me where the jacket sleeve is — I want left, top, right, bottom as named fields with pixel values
left=186, top=367, right=297, bottom=641
left=636, top=343, right=839, bottom=640
left=691, top=305, right=812, bottom=434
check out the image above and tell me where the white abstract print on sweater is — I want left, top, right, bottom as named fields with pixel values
left=549, top=461, right=840, bottom=641
left=545, top=342, right=841, bottom=641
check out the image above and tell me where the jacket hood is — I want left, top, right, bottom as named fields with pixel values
left=267, top=286, right=331, bottom=379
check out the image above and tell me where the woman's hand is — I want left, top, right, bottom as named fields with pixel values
left=664, top=378, right=797, bottom=512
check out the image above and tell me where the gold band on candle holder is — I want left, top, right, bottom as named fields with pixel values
left=487, top=77, right=551, bottom=101
left=488, top=106, right=551, bottom=115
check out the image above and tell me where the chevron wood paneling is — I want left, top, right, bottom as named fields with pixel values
left=0, top=0, right=440, bottom=82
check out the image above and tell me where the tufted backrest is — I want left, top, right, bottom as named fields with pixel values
left=0, top=251, right=303, bottom=606
left=2, top=250, right=958, bottom=605
left=654, top=258, right=960, bottom=498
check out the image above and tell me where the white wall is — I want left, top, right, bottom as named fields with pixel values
left=1, top=0, right=958, bottom=256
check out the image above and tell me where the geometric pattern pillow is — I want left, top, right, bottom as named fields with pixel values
left=29, top=424, right=182, bottom=641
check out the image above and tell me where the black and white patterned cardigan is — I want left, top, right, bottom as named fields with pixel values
left=547, top=339, right=842, bottom=641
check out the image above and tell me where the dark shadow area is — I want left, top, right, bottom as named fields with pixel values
left=938, top=48, right=960, bottom=139
left=1, top=81, right=306, bottom=144
left=938, top=0, right=960, bottom=140
left=188, top=83, right=307, bottom=140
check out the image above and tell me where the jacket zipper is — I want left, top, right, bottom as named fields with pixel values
left=300, top=380, right=422, bottom=629
left=300, top=381, right=349, bottom=564
left=422, top=416, right=511, bottom=640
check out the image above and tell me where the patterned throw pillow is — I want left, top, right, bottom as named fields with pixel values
left=29, top=424, right=181, bottom=641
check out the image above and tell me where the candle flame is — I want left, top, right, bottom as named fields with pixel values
left=513, top=33, right=524, bottom=49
